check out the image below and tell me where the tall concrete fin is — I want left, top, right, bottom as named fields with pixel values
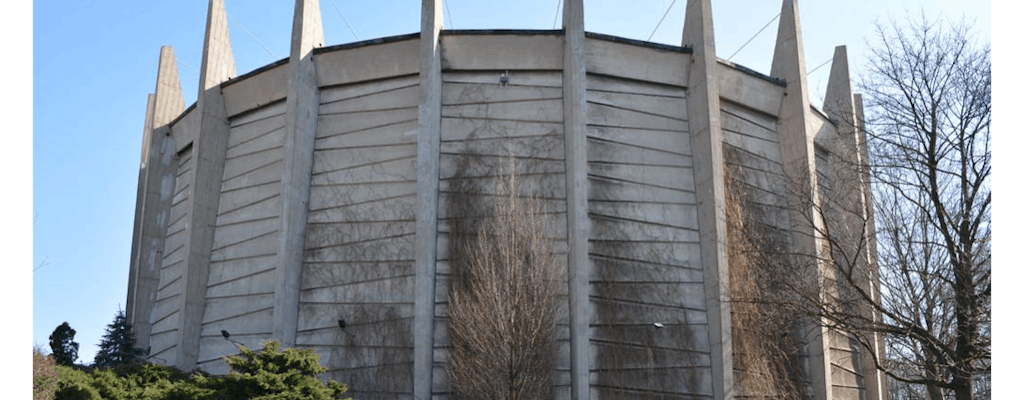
left=853, top=92, right=888, bottom=400
left=823, top=46, right=854, bottom=128
left=127, top=93, right=155, bottom=342
left=128, top=45, right=186, bottom=354
left=198, top=0, right=236, bottom=96
left=561, top=1, right=591, bottom=399
left=413, top=1, right=443, bottom=399
left=681, top=1, right=733, bottom=399
left=128, top=93, right=155, bottom=324
left=273, top=0, right=324, bottom=348
left=771, top=1, right=833, bottom=398
left=176, top=0, right=236, bottom=371
left=154, top=46, right=186, bottom=129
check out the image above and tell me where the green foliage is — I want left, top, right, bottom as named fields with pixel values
left=50, top=340, right=349, bottom=400
left=34, top=347, right=59, bottom=400
left=197, top=340, right=350, bottom=400
left=49, top=322, right=80, bottom=366
left=93, top=308, right=145, bottom=369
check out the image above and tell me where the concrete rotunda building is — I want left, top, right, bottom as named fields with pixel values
left=126, top=0, right=886, bottom=399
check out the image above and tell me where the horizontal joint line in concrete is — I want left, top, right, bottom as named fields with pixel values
left=160, top=259, right=184, bottom=272
left=210, top=251, right=277, bottom=264
left=222, top=159, right=283, bottom=183
left=723, top=128, right=780, bottom=146
left=206, top=267, right=276, bottom=289
left=215, top=195, right=282, bottom=221
left=438, top=153, right=566, bottom=165
left=153, top=292, right=182, bottom=307
left=586, top=174, right=694, bottom=194
left=589, top=338, right=710, bottom=353
left=314, top=119, right=419, bottom=141
left=589, top=239, right=701, bottom=245
left=588, top=254, right=698, bottom=271
left=215, top=215, right=279, bottom=231
left=229, top=111, right=286, bottom=130
left=219, top=180, right=284, bottom=195
left=320, top=84, right=419, bottom=106
left=148, top=344, right=177, bottom=358
left=298, top=301, right=414, bottom=307
left=303, top=232, right=414, bottom=250
left=442, top=97, right=565, bottom=108
left=436, top=115, right=563, bottom=125
left=156, top=275, right=183, bottom=293
left=590, top=295, right=707, bottom=312
left=149, top=324, right=179, bottom=336
left=588, top=385, right=712, bottom=398
left=200, top=305, right=274, bottom=325
left=306, top=218, right=416, bottom=225
left=586, top=136, right=693, bottom=158
left=311, top=154, right=416, bottom=174
left=318, top=105, right=418, bottom=118
left=227, top=126, right=284, bottom=153
left=210, top=229, right=279, bottom=253
left=588, top=159, right=692, bottom=170
left=590, top=365, right=714, bottom=372
left=161, top=244, right=186, bottom=262
left=588, top=212, right=698, bottom=233
left=306, top=193, right=417, bottom=212
left=310, top=178, right=416, bottom=188
left=225, top=141, right=284, bottom=162
left=302, top=258, right=414, bottom=264
left=721, top=106, right=779, bottom=132
left=587, top=87, right=686, bottom=99
left=169, top=193, right=191, bottom=208
left=585, top=123, right=686, bottom=134
left=586, top=101, right=689, bottom=123
left=587, top=198, right=697, bottom=206
left=299, top=273, right=416, bottom=291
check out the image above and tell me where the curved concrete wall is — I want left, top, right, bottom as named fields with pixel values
left=127, top=1, right=884, bottom=400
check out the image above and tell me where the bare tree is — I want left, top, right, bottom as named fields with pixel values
left=862, top=13, right=991, bottom=400
left=446, top=153, right=564, bottom=400
left=728, top=13, right=990, bottom=400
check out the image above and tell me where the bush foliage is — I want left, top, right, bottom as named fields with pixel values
left=50, top=340, right=350, bottom=400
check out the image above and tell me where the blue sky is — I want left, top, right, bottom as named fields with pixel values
left=27, top=0, right=996, bottom=373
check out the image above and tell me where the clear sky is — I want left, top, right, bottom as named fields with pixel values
left=30, top=0, right=993, bottom=369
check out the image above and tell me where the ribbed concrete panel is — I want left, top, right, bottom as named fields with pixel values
left=431, top=70, right=571, bottom=399
left=300, top=77, right=418, bottom=400
left=148, top=145, right=194, bottom=365
left=584, top=74, right=712, bottom=399
left=195, top=101, right=286, bottom=374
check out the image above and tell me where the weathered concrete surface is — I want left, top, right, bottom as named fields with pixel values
left=414, top=1, right=443, bottom=399
left=716, top=60, right=785, bottom=117
left=128, top=45, right=186, bottom=353
left=586, top=37, right=688, bottom=87
left=273, top=0, right=324, bottom=349
left=315, top=37, right=420, bottom=87
left=129, top=4, right=883, bottom=399
left=562, top=1, right=592, bottom=399
left=441, top=33, right=563, bottom=70
left=222, top=61, right=288, bottom=118
left=770, top=1, right=833, bottom=399
left=175, top=0, right=236, bottom=372
left=681, top=1, right=733, bottom=399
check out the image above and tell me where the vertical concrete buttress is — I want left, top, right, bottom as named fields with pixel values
left=176, top=0, right=236, bottom=371
left=771, top=0, right=832, bottom=398
left=273, top=0, right=324, bottom=348
left=825, top=47, right=887, bottom=400
left=413, top=1, right=443, bottom=398
left=854, top=92, right=889, bottom=400
left=561, top=1, right=592, bottom=399
left=128, top=46, right=185, bottom=352
left=681, top=1, right=733, bottom=399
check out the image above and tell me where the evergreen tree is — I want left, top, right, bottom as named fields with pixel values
left=48, top=322, right=79, bottom=366
left=93, top=308, right=145, bottom=368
